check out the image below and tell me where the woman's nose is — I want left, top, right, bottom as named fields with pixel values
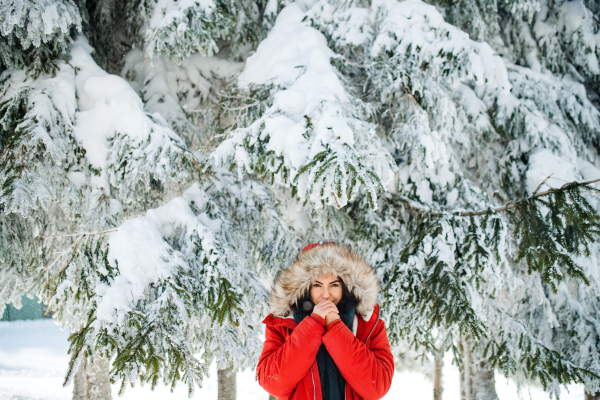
left=323, top=287, right=330, bottom=299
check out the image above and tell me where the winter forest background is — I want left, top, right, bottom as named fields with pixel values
left=1, top=0, right=600, bottom=399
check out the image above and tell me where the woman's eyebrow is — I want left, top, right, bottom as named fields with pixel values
left=314, top=281, right=323, bottom=284
left=330, top=280, right=341, bottom=284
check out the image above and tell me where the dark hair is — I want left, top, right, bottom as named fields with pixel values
left=292, top=277, right=358, bottom=313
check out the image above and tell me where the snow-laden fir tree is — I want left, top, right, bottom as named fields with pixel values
left=1, top=0, right=299, bottom=396
left=2, top=0, right=600, bottom=398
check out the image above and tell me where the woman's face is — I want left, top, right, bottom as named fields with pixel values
left=310, top=273, right=343, bottom=305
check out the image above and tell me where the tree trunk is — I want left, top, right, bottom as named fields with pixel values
left=459, top=336, right=499, bottom=400
left=586, top=390, right=600, bottom=400
left=73, top=356, right=112, bottom=400
left=433, top=353, right=443, bottom=400
left=471, top=360, right=498, bottom=400
left=459, top=336, right=472, bottom=400
left=218, top=368, right=237, bottom=400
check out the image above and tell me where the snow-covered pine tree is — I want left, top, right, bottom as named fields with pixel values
left=0, top=0, right=298, bottom=397
left=300, top=0, right=600, bottom=397
left=206, top=0, right=600, bottom=397
left=3, top=0, right=600, bottom=399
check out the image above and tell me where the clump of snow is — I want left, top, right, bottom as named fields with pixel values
left=72, top=42, right=147, bottom=175
left=453, top=84, right=494, bottom=133
left=69, top=37, right=194, bottom=213
left=213, top=4, right=395, bottom=209
left=526, top=149, right=579, bottom=195
left=577, top=158, right=600, bottom=189
left=98, top=184, right=211, bottom=325
left=134, top=0, right=232, bottom=62
left=557, top=1, right=599, bottom=75
left=147, top=0, right=216, bottom=32
left=415, top=179, right=433, bottom=205
left=369, top=0, right=510, bottom=91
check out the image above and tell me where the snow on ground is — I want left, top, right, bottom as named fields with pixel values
left=0, top=319, right=585, bottom=400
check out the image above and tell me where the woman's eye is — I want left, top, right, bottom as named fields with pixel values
left=331, top=283, right=339, bottom=287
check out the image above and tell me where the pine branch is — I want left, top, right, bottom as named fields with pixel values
left=488, top=304, right=600, bottom=388
left=23, top=50, right=77, bottom=71
left=64, top=315, right=95, bottom=387
left=382, top=220, right=488, bottom=344
left=404, top=178, right=600, bottom=217
left=208, top=277, right=243, bottom=327
left=182, top=153, right=216, bottom=182
left=383, top=178, right=600, bottom=367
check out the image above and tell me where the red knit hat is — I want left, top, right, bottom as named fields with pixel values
left=302, top=241, right=337, bottom=252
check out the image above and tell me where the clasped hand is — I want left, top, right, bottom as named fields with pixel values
left=312, top=299, right=341, bottom=326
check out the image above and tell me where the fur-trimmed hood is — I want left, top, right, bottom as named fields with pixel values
left=270, top=243, right=379, bottom=319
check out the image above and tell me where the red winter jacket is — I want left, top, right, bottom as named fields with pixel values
left=257, top=304, right=394, bottom=400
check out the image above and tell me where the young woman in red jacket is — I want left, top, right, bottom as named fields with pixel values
left=257, top=242, right=394, bottom=400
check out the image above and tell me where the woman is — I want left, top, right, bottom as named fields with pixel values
left=257, top=242, right=394, bottom=400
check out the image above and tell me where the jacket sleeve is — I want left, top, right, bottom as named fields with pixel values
left=257, top=317, right=325, bottom=397
left=322, top=319, right=394, bottom=400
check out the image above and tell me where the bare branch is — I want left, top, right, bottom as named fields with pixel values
left=39, top=229, right=118, bottom=239
left=532, top=173, right=554, bottom=196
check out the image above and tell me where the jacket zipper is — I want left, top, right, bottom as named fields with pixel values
left=309, top=317, right=380, bottom=400
left=311, top=365, right=316, bottom=400
left=364, top=317, right=380, bottom=344
left=333, top=317, right=379, bottom=400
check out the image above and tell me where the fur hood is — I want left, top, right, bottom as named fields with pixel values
left=270, top=243, right=379, bottom=318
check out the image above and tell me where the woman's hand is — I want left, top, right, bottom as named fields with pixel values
left=325, top=312, right=341, bottom=326
left=313, top=299, right=339, bottom=320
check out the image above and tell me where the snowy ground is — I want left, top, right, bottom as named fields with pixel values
left=0, top=320, right=585, bottom=400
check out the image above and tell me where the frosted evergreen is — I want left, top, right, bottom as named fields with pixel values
left=0, top=61, right=83, bottom=313
left=52, top=180, right=288, bottom=394
left=129, top=0, right=278, bottom=63
left=0, top=0, right=81, bottom=72
left=211, top=5, right=397, bottom=210
left=121, top=49, right=243, bottom=147
left=2, top=0, right=600, bottom=396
